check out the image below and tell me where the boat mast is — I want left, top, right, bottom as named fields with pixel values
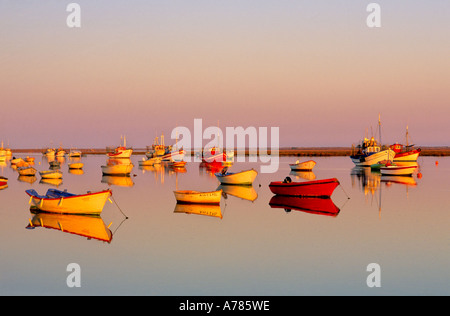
left=378, top=113, right=382, bottom=147
left=406, top=125, right=409, bottom=147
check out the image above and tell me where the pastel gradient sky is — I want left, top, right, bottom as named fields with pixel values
left=1, top=1, right=449, bottom=148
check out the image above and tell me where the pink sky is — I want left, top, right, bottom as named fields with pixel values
left=1, top=1, right=449, bottom=148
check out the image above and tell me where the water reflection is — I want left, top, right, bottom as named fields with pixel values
left=218, top=184, right=258, bottom=202
left=173, top=203, right=223, bottom=219
left=269, top=195, right=340, bottom=217
left=26, top=210, right=113, bottom=243
left=289, top=170, right=316, bottom=181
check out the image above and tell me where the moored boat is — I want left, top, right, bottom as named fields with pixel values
left=350, top=137, right=395, bottom=167
left=0, top=176, right=8, bottom=188
left=174, top=189, right=222, bottom=205
left=379, top=164, right=417, bottom=176
left=107, top=136, right=133, bottom=158
left=289, top=160, right=316, bottom=171
left=269, top=177, right=340, bottom=198
left=138, top=157, right=161, bottom=166
left=390, top=126, right=421, bottom=162
left=101, top=163, right=133, bottom=176
left=215, top=168, right=257, bottom=185
left=68, top=162, right=84, bottom=169
left=26, top=188, right=112, bottom=215
left=18, top=166, right=37, bottom=176
left=39, top=170, right=63, bottom=179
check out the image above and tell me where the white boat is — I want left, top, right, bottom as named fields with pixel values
left=350, top=137, right=395, bottom=167
left=69, top=149, right=82, bottom=157
left=68, top=162, right=84, bottom=169
left=174, top=189, right=222, bottom=205
left=39, top=170, right=63, bottom=179
left=44, top=148, right=56, bottom=157
left=18, top=166, right=37, bottom=176
left=380, top=164, right=417, bottom=176
left=26, top=188, right=112, bottom=215
left=215, top=168, right=257, bottom=185
left=138, top=157, right=161, bottom=166
left=289, top=160, right=316, bottom=171
left=101, top=163, right=133, bottom=175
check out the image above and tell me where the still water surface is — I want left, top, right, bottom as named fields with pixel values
left=0, top=155, right=449, bottom=295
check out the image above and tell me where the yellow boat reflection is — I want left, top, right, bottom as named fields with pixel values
left=174, top=203, right=223, bottom=219
left=102, top=175, right=134, bottom=187
left=218, top=184, right=258, bottom=202
left=26, top=211, right=113, bottom=243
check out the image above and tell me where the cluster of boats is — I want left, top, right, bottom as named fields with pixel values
left=350, top=125, right=421, bottom=176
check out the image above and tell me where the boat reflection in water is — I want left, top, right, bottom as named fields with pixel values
left=289, top=170, right=316, bottom=181
left=26, top=210, right=113, bottom=243
left=102, top=175, right=135, bottom=187
left=269, top=195, right=340, bottom=217
left=173, top=203, right=223, bottom=219
left=218, top=184, right=258, bottom=202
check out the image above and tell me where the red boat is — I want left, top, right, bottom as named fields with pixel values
left=269, top=178, right=340, bottom=198
left=0, top=176, right=8, bottom=189
left=269, top=195, right=340, bottom=217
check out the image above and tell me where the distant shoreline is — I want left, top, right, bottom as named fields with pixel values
left=8, top=147, right=450, bottom=156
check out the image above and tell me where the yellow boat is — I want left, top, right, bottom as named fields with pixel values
left=26, top=188, right=112, bottom=215
left=174, top=189, right=222, bottom=205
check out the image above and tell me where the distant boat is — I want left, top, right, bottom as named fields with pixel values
left=40, top=170, right=63, bottom=179
left=25, top=156, right=35, bottom=163
left=18, top=166, right=37, bottom=176
left=269, top=195, right=340, bottom=217
left=379, top=163, right=417, bottom=176
left=215, top=168, right=257, bottom=185
left=269, top=178, right=340, bottom=198
left=289, top=160, right=316, bottom=171
left=169, top=161, right=187, bottom=168
left=107, top=136, right=133, bottom=158
left=174, top=189, right=222, bottom=205
left=68, top=162, right=84, bottom=169
left=69, top=149, right=82, bottom=158
left=101, top=163, right=133, bottom=176
left=26, top=188, right=112, bottom=215
left=43, top=148, right=56, bottom=157
left=56, top=147, right=66, bottom=157
left=138, top=157, right=161, bottom=166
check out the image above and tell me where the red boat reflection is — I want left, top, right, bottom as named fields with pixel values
left=269, top=195, right=340, bottom=217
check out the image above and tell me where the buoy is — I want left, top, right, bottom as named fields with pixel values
left=436, top=161, right=439, bottom=166
left=417, top=173, right=422, bottom=179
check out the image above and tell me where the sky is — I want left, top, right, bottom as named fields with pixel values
left=1, top=0, right=449, bottom=148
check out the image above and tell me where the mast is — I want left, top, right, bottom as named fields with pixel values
left=378, top=113, right=382, bottom=146
left=406, top=125, right=409, bottom=147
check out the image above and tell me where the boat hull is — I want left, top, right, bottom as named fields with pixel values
left=269, top=178, right=340, bottom=197
left=174, top=190, right=222, bottom=205
left=215, top=169, right=258, bottom=185
left=393, top=149, right=421, bottom=162
left=39, top=170, right=63, bottom=179
left=107, top=148, right=133, bottom=158
left=380, top=165, right=417, bottom=176
left=350, top=149, right=395, bottom=166
left=18, top=167, right=37, bottom=176
left=26, top=189, right=112, bottom=215
left=289, top=160, right=316, bottom=171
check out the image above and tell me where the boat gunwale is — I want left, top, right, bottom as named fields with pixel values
left=269, top=178, right=339, bottom=188
left=26, top=189, right=112, bottom=201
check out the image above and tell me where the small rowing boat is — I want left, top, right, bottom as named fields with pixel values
left=379, top=164, right=417, bottom=176
left=68, top=162, right=84, bottom=169
left=215, top=168, right=257, bottom=185
left=101, top=163, right=133, bottom=176
left=18, top=166, right=37, bottom=176
left=39, top=170, right=63, bottom=179
left=0, top=176, right=8, bottom=188
left=174, top=189, right=222, bottom=205
left=289, top=160, right=316, bottom=171
left=26, top=188, right=112, bottom=215
left=269, top=178, right=340, bottom=198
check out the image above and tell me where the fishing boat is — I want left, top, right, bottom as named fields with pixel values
left=289, top=160, right=316, bottom=171
left=68, top=162, right=84, bottom=169
left=26, top=188, right=112, bottom=215
left=107, top=136, right=133, bottom=158
left=26, top=212, right=113, bottom=243
left=390, top=126, right=421, bottom=162
left=40, top=170, right=63, bottom=179
left=269, top=195, right=340, bottom=217
left=350, top=137, right=395, bottom=167
left=56, top=147, right=66, bottom=157
left=269, top=177, right=340, bottom=198
left=43, top=148, right=56, bottom=157
left=215, top=168, right=257, bottom=185
left=174, top=189, right=222, bottom=205
left=379, top=163, right=417, bottom=176
left=101, top=163, right=133, bottom=176
left=18, top=166, right=37, bottom=176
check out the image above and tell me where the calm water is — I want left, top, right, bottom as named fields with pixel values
left=0, top=154, right=449, bottom=295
